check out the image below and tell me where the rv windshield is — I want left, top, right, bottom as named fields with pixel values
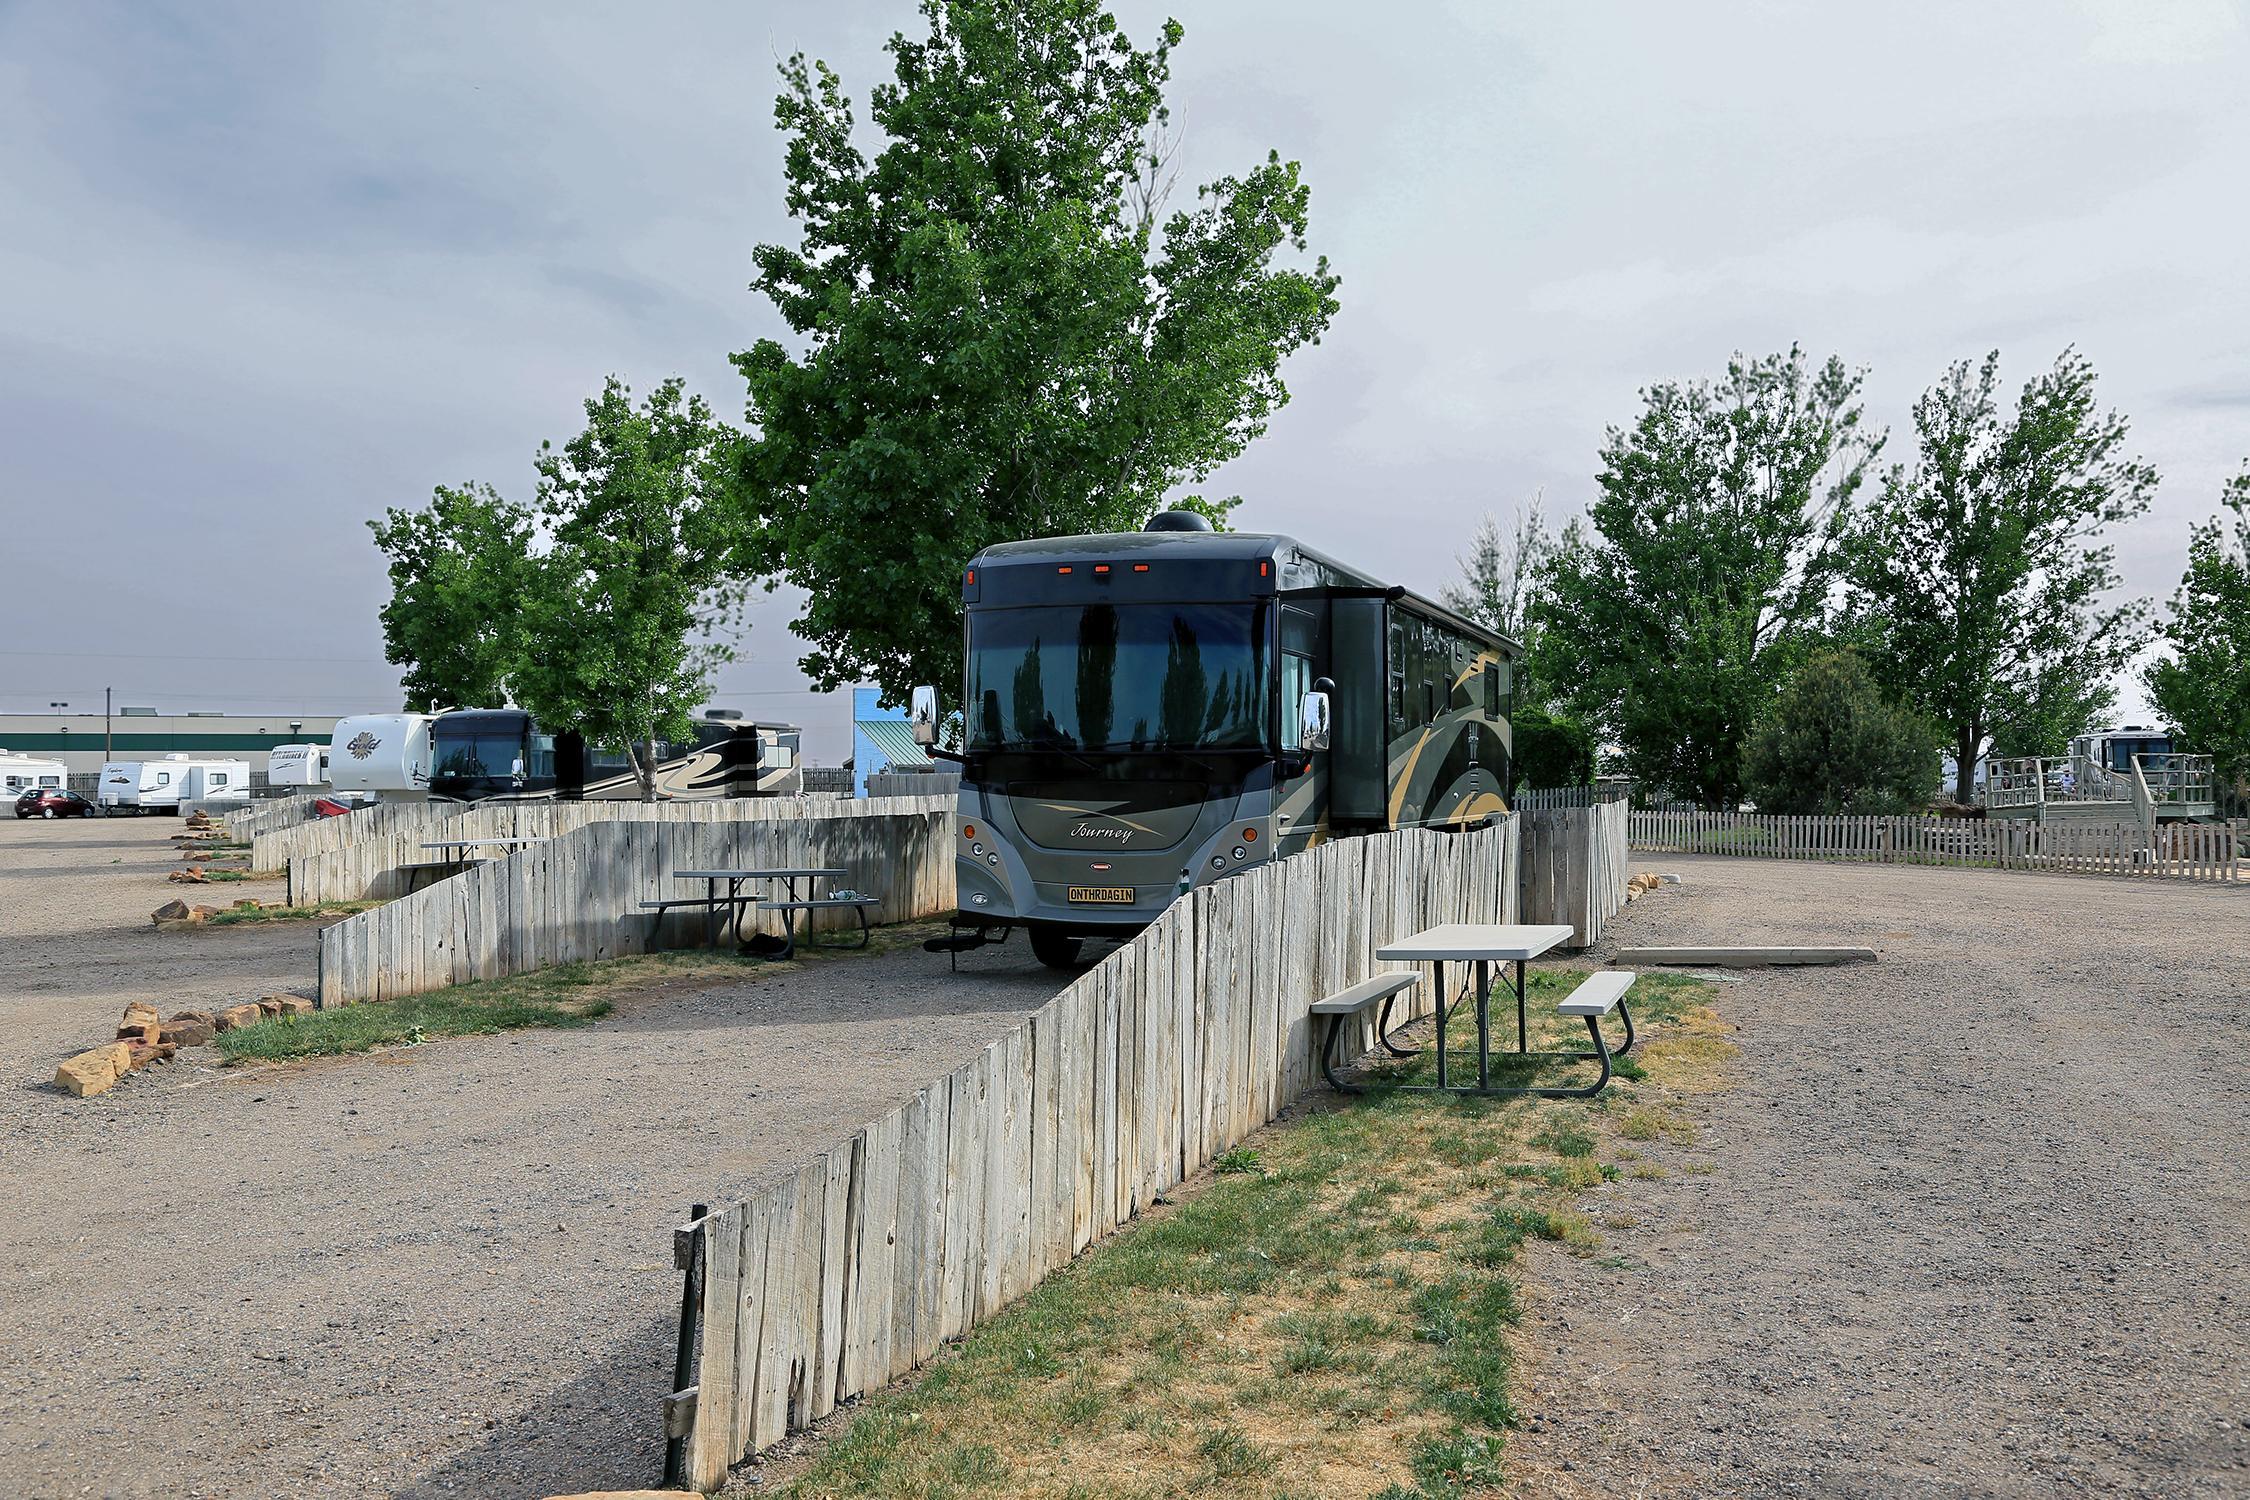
left=965, top=602, right=1268, bottom=753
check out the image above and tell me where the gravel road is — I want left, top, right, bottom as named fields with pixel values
left=0, top=817, right=1064, bottom=1499
left=1507, top=855, right=2250, bottom=1499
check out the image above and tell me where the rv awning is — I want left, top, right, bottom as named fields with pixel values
left=856, top=718, right=932, bottom=770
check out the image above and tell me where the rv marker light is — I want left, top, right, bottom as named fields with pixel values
left=1241, top=827, right=1257, bottom=841
left=961, top=824, right=976, bottom=840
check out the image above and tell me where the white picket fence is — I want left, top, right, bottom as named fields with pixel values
left=1628, top=810, right=2241, bottom=884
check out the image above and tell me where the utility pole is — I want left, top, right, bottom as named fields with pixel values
left=105, top=686, right=112, bottom=761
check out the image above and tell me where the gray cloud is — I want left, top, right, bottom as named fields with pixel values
left=3, top=0, right=2245, bottom=753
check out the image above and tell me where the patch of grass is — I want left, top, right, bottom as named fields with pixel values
left=760, top=964, right=1723, bottom=1499
left=210, top=949, right=768, bottom=1062
left=203, top=898, right=381, bottom=926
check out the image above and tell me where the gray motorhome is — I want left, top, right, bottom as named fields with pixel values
left=923, top=512, right=1518, bottom=967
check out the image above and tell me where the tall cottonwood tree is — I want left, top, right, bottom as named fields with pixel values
left=512, top=378, right=744, bottom=801
left=2147, top=463, right=2250, bottom=802
left=1844, top=350, right=2156, bottom=801
left=731, top=0, right=1340, bottom=704
left=369, top=482, right=533, bottom=713
left=1533, top=348, right=1881, bottom=807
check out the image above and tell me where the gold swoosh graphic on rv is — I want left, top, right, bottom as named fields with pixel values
left=1037, top=801, right=1160, bottom=836
left=1388, top=725, right=1436, bottom=826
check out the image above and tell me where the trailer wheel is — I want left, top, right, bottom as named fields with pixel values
left=1029, top=926, right=1083, bottom=969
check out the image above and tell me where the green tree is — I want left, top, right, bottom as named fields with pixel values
left=368, top=482, right=533, bottom=713
left=1845, top=349, right=2156, bottom=801
left=732, top=0, right=1340, bottom=705
left=2147, top=464, right=2250, bottom=803
left=1442, top=495, right=1553, bottom=644
left=1532, top=347, right=1880, bottom=808
left=1509, top=703, right=1596, bottom=792
left=1741, top=651, right=1942, bottom=814
left=511, top=378, right=745, bottom=800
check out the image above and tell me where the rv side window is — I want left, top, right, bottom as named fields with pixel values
left=40, top=776, right=60, bottom=787
left=1484, top=664, right=1499, bottom=716
left=156, top=772, right=171, bottom=786
left=1388, top=621, right=1407, bottom=727
left=210, top=772, right=228, bottom=787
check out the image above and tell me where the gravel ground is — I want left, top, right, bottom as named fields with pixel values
left=0, top=817, right=1065, bottom=1499
left=0, top=815, right=320, bottom=1121
left=1507, top=855, right=2250, bottom=1499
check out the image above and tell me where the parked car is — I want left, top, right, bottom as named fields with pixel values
left=15, top=788, right=101, bottom=819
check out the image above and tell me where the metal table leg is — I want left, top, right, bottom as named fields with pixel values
left=1475, top=958, right=1491, bottom=1091
left=1515, top=958, right=1528, bottom=1052
left=1434, top=960, right=1448, bottom=1091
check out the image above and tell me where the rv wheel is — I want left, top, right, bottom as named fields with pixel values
left=1028, top=926, right=1083, bottom=969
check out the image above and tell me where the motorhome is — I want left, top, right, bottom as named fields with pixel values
left=325, top=714, right=436, bottom=803
left=98, top=756, right=250, bottom=814
left=920, top=511, right=1517, bottom=967
left=426, top=709, right=803, bottom=801
left=0, top=753, right=68, bottom=798
left=264, top=742, right=330, bottom=788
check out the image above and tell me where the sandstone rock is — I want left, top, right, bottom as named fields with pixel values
left=158, top=1018, right=215, bottom=1047
left=152, top=900, right=192, bottom=923
left=274, top=997, right=314, bottom=1017
left=56, top=1043, right=134, bottom=1098
left=168, top=868, right=209, bottom=884
left=124, top=1040, right=177, bottom=1071
left=116, top=1021, right=162, bottom=1043
left=121, top=1001, right=161, bottom=1024
left=217, top=1003, right=264, bottom=1033
left=168, top=1009, right=215, bottom=1026
left=541, top=1491, right=697, bottom=1500
left=255, top=997, right=283, bottom=1018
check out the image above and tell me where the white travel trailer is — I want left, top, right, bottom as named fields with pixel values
left=98, top=755, right=251, bottom=814
left=0, top=753, right=68, bottom=797
left=325, top=714, right=434, bottom=802
left=264, top=742, right=330, bottom=788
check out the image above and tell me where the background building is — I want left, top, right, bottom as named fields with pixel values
left=0, top=709, right=346, bottom=779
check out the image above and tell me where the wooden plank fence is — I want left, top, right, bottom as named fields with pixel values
left=313, top=797, right=956, bottom=1007
left=670, top=817, right=1524, bottom=1487
left=1517, top=801, right=1632, bottom=946
left=246, top=799, right=462, bottom=874
left=1628, top=810, right=2241, bottom=884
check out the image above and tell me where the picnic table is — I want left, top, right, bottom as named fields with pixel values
left=1323, top=923, right=1637, bottom=1098
left=645, top=867, right=880, bottom=958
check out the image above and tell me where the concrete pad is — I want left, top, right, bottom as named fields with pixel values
left=1611, top=945, right=1877, bottom=968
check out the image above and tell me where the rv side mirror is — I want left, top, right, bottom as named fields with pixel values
left=909, top=685, right=939, bottom=746
left=1299, top=689, right=1332, bottom=753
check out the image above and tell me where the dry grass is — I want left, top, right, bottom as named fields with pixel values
left=755, top=969, right=1729, bottom=1500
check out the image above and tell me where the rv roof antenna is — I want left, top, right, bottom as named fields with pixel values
left=1143, top=509, right=1214, bottom=533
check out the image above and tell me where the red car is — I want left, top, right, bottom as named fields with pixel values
left=14, top=788, right=100, bottom=819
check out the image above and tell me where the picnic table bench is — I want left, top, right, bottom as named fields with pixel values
left=396, top=836, right=548, bottom=890
left=1312, top=923, right=1636, bottom=1098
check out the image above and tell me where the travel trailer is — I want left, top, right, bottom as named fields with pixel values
left=0, top=753, right=68, bottom=797
left=325, top=714, right=436, bottom=803
left=919, top=511, right=1517, bottom=967
left=98, top=756, right=250, bottom=814
left=264, top=742, right=330, bottom=788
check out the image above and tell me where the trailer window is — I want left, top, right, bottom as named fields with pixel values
left=156, top=772, right=170, bottom=786
left=209, top=772, right=228, bottom=787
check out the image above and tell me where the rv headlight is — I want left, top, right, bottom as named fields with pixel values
left=987, top=853, right=1000, bottom=867
left=1210, top=856, right=1226, bottom=872
left=1232, top=846, right=1247, bottom=860
left=970, top=842, right=984, bottom=856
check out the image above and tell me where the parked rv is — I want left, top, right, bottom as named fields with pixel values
left=265, top=742, right=331, bottom=789
left=0, top=753, right=68, bottom=798
left=918, top=510, right=1518, bottom=966
left=97, top=756, right=251, bottom=814
left=325, top=714, right=436, bottom=803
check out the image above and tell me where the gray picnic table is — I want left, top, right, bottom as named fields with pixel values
left=648, top=867, right=878, bottom=958
left=1370, top=923, right=1637, bottom=1098
left=405, top=836, right=547, bottom=885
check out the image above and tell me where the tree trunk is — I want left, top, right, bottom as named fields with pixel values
left=641, top=734, right=659, bottom=802
left=1954, top=725, right=1979, bottom=804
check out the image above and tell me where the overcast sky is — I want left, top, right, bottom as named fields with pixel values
left=3, top=0, right=2244, bottom=760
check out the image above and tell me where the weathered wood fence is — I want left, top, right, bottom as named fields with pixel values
left=1517, top=800, right=1631, bottom=946
left=246, top=799, right=460, bottom=874
left=313, top=797, right=955, bottom=1007
left=669, top=817, right=1523, bottom=1487
left=222, top=794, right=321, bottom=842
left=1628, top=810, right=2241, bottom=883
